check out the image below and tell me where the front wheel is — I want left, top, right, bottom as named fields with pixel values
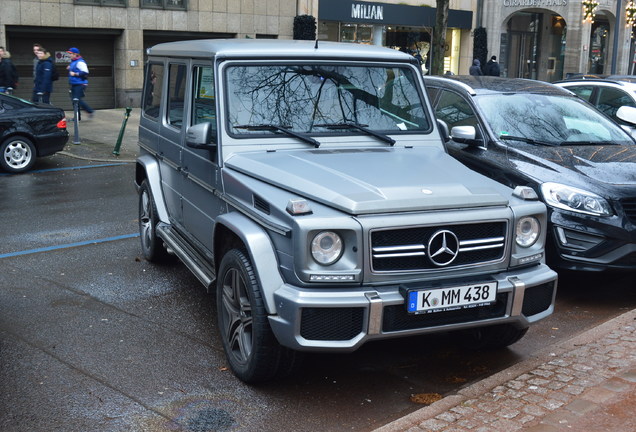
left=138, top=180, right=170, bottom=262
left=217, top=248, right=302, bottom=383
left=1, top=137, right=37, bottom=173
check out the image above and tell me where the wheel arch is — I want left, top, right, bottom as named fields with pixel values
left=135, top=155, right=169, bottom=223
left=215, top=212, right=284, bottom=314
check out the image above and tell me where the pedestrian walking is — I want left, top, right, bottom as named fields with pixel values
left=0, top=46, right=19, bottom=94
left=469, top=59, right=483, bottom=76
left=66, top=47, right=94, bottom=119
left=32, top=43, right=44, bottom=101
left=484, top=55, right=501, bottom=76
left=34, top=48, right=55, bottom=103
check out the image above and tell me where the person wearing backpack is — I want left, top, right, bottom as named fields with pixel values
left=0, top=46, right=19, bottom=94
left=34, top=48, right=56, bottom=104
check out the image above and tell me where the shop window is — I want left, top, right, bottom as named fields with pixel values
left=143, top=62, right=164, bottom=120
left=141, top=0, right=187, bottom=10
left=74, top=0, right=126, bottom=6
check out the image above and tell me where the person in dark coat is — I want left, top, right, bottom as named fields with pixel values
left=469, top=59, right=483, bottom=76
left=484, top=56, right=501, bottom=76
left=34, top=48, right=55, bottom=103
left=0, top=47, right=19, bottom=93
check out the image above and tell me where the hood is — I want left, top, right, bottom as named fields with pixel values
left=225, top=147, right=510, bottom=215
left=505, top=143, right=636, bottom=187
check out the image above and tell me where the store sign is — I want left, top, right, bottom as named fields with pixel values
left=318, top=0, right=472, bottom=29
left=351, top=3, right=384, bottom=21
left=503, top=0, right=567, bottom=6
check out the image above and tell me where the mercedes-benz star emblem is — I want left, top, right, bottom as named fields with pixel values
left=428, top=230, right=460, bottom=266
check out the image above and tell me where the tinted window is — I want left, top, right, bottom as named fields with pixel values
left=143, top=62, right=164, bottom=119
left=167, top=63, right=187, bottom=128
left=434, top=90, right=478, bottom=130
left=225, top=64, right=429, bottom=135
left=565, top=85, right=594, bottom=102
left=192, top=66, right=216, bottom=127
left=596, top=87, right=636, bottom=124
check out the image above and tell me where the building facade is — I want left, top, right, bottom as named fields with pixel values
left=2, top=0, right=633, bottom=110
left=479, top=0, right=635, bottom=81
left=0, top=0, right=297, bottom=109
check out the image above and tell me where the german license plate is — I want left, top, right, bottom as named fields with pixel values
left=406, top=282, right=498, bottom=314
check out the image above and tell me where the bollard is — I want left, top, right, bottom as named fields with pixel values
left=36, top=92, right=43, bottom=103
left=113, top=107, right=132, bottom=156
left=72, top=98, right=81, bottom=145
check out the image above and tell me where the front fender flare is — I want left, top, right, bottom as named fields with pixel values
left=135, top=155, right=169, bottom=224
left=216, top=212, right=285, bottom=314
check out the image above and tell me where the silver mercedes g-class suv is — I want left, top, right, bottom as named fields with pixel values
left=135, top=39, right=557, bottom=383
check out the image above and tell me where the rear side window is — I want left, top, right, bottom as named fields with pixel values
left=566, top=85, right=594, bottom=102
left=167, top=63, right=187, bottom=128
left=142, top=62, right=164, bottom=119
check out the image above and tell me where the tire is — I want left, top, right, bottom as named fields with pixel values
left=138, top=180, right=170, bottom=262
left=1, top=136, right=37, bottom=173
left=217, top=248, right=302, bottom=383
left=463, top=324, right=528, bottom=350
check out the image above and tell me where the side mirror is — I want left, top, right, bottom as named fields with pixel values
left=616, top=106, right=636, bottom=126
left=450, top=125, right=479, bottom=145
left=186, top=122, right=217, bottom=150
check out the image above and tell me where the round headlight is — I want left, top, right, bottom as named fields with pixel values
left=516, top=216, right=540, bottom=248
left=311, top=231, right=343, bottom=265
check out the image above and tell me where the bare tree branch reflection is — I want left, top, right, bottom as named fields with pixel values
left=227, top=65, right=427, bottom=134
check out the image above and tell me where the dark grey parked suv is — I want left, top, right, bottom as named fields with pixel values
left=134, top=40, right=557, bottom=383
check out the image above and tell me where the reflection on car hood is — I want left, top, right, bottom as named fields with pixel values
left=506, top=143, right=636, bottom=187
left=225, top=147, right=510, bottom=215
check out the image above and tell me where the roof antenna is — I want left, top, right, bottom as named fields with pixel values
left=314, top=39, right=319, bottom=49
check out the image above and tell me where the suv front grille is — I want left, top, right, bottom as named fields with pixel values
left=371, top=222, right=507, bottom=272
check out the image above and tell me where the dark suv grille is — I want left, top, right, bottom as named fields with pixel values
left=621, top=197, right=636, bottom=224
left=371, top=222, right=507, bottom=272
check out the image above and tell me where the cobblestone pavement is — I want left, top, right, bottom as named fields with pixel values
left=374, top=309, right=636, bottom=432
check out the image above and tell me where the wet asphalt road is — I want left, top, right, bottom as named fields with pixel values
left=1, top=155, right=635, bottom=432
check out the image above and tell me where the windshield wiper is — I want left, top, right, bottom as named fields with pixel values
left=499, top=134, right=556, bottom=147
left=234, top=124, right=320, bottom=148
left=314, top=122, right=396, bottom=146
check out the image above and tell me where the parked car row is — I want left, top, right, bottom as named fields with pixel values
left=424, top=75, right=636, bottom=272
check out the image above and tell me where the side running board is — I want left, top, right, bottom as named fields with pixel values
left=156, top=223, right=216, bottom=290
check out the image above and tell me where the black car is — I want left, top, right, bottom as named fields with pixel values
left=424, top=75, right=636, bottom=272
left=0, top=93, right=69, bottom=173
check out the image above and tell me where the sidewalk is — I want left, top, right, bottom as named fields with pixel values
left=59, top=108, right=140, bottom=163
left=374, top=308, right=636, bottom=432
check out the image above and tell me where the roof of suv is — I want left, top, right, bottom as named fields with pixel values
left=146, top=39, right=419, bottom=63
left=423, top=75, right=573, bottom=97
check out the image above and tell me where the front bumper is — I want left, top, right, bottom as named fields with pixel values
left=269, top=264, right=557, bottom=352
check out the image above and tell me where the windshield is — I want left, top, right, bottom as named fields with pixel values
left=474, top=93, right=634, bottom=146
left=225, top=63, right=429, bottom=136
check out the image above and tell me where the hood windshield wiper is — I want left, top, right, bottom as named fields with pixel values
left=314, top=122, right=396, bottom=146
left=234, top=124, right=320, bottom=148
left=499, top=134, right=556, bottom=147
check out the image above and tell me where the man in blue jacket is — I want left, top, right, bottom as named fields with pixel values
left=67, top=47, right=94, bottom=119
